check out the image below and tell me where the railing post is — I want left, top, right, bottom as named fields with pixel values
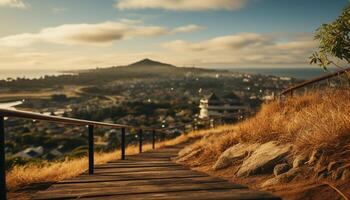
left=88, top=125, right=94, bottom=175
left=161, top=130, right=165, bottom=141
left=152, top=129, right=155, bottom=149
left=121, top=128, right=126, bottom=160
left=0, top=116, right=6, bottom=200
left=139, top=129, right=143, bottom=153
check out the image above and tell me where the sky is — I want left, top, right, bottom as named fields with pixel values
left=0, top=0, right=348, bottom=70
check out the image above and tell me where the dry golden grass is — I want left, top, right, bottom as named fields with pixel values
left=6, top=130, right=204, bottom=191
left=182, top=89, right=350, bottom=165
left=237, top=89, right=350, bottom=151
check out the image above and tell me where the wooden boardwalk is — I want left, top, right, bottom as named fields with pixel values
left=33, top=145, right=280, bottom=200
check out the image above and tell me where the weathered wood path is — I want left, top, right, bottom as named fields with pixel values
left=33, top=144, right=280, bottom=200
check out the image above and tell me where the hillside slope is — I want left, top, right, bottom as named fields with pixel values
left=176, top=89, right=350, bottom=200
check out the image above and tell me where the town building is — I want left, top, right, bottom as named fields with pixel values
left=198, top=92, right=249, bottom=127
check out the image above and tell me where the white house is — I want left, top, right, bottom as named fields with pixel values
left=198, top=92, right=248, bottom=124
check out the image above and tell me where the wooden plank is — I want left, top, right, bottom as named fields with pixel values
left=33, top=144, right=281, bottom=200
left=95, top=163, right=181, bottom=169
left=106, top=160, right=174, bottom=163
left=90, top=169, right=194, bottom=176
left=49, top=177, right=232, bottom=190
left=105, top=160, right=174, bottom=163
left=106, top=160, right=175, bottom=165
left=124, top=156, right=171, bottom=159
left=93, top=166, right=188, bottom=173
left=35, top=189, right=280, bottom=200
left=59, top=172, right=206, bottom=184
left=78, top=169, right=207, bottom=176
left=127, top=155, right=176, bottom=159
left=34, top=182, right=249, bottom=199
left=122, top=157, right=171, bottom=161
left=91, top=167, right=192, bottom=174
left=75, top=189, right=280, bottom=200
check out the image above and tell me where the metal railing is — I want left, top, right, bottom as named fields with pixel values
left=0, top=108, right=164, bottom=200
left=280, top=67, right=350, bottom=96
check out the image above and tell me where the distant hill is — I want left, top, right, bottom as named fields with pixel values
left=126, top=58, right=176, bottom=68
left=80, top=58, right=223, bottom=81
left=0, top=58, right=226, bottom=89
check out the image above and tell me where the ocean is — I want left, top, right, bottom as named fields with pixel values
left=0, top=67, right=338, bottom=81
left=0, top=101, right=23, bottom=108
left=0, top=70, right=64, bottom=80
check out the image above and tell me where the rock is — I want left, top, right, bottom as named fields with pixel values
left=176, top=148, right=202, bottom=163
left=331, top=170, right=342, bottom=180
left=316, top=167, right=328, bottom=179
left=236, top=141, right=292, bottom=177
left=178, top=146, right=197, bottom=158
left=261, top=178, right=280, bottom=188
left=212, top=143, right=260, bottom=170
left=262, top=168, right=301, bottom=187
left=319, top=162, right=350, bottom=181
left=318, top=171, right=328, bottom=179
left=341, top=169, right=350, bottom=180
left=327, top=161, right=342, bottom=172
left=333, top=163, right=350, bottom=181
left=307, top=149, right=321, bottom=165
left=273, top=163, right=291, bottom=176
left=292, top=154, right=308, bottom=168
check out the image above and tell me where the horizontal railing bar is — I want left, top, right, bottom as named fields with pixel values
left=280, top=67, right=350, bottom=96
left=0, top=108, right=159, bottom=131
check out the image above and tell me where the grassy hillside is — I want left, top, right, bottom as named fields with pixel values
left=176, top=89, right=350, bottom=199
left=183, top=89, right=350, bottom=163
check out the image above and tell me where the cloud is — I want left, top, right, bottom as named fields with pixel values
left=0, top=32, right=317, bottom=70
left=163, top=33, right=271, bottom=51
left=0, top=21, right=201, bottom=47
left=0, top=0, right=27, bottom=9
left=115, top=0, right=248, bottom=11
left=172, top=24, right=205, bottom=33
left=162, top=33, right=317, bottom=66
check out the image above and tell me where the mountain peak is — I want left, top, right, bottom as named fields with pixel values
left=128, top=58, right=175, bottom=68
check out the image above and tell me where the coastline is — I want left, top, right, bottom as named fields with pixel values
left=0, top=67, right=339, bottom=81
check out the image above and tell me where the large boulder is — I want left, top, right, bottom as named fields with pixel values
left=236, top=141, right=292, bottom=177
left=213, top=143, right=260, bottom=170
